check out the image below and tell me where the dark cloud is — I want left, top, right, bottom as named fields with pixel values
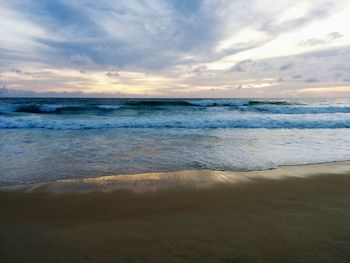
left=69, top=54, right=93, bottom=66
left=106, top=71, right=120, bottom=78
left=11, top=68, right=22, bottom=74
left=187, top=66, right=208, bottom=76
left=293, top=74, right=303, bottom=79
left=299, top=31, right=343, bottom=47
left=228, top=59, right=255, bottom=73
left=304, top=78, right=320, bottom=83
left=10, top=68, right=31, bottom=75
left=279, top=62, right=293, bottom=71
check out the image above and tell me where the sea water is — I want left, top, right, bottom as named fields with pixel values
left=1, top=98, right=350, bottom=186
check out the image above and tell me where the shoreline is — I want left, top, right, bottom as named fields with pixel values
left=2, top=161, right=350, bottom=194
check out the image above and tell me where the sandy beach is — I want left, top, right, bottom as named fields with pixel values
left=2, top=0, right=350, bottom=261
left=1, top=162, right=350, bottom=262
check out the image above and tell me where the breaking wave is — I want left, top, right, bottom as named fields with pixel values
left=1, top=98, right=350, bottom=130
left=1, top=99, right=348, bottom=115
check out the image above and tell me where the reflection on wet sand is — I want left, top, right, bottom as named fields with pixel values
left=2, top=161, right=350, bottom=194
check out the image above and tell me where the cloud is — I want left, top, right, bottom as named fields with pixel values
left=228, top=59, right=255, bottom=73
left=186, top=66, right=208, bottom=76
left=11, top=68, right=24, bottom=74
left=1, top=0, right=350, bottom=97
left=299, top=31, right=343, bottom=47
left=0, top=86, right=138, bottom=98
left=106, top=71, right=120, bottom=78
left=69, top=54, right=94, bottom=66
left=293, top=74, right=302, bottom=79
left=304, top=78, right=320, bottom=83
left=279, top=62, right=294, bottom=71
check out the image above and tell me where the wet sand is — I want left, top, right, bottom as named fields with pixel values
left=1, top=163, right=350, bottom=262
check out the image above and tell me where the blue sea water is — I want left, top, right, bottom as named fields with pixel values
left=1, top=98, right=350, bottom=186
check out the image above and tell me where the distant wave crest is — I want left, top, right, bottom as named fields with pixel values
left=0, top=99, right=277, bottom=113
left=1, top=100, right=350, bottom=115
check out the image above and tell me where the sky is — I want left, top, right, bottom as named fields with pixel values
left=1, top=0, right=350, bottom=98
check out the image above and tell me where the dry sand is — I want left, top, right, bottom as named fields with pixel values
left=1, top=162, right=350, bottom=262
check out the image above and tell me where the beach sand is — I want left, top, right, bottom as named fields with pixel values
left=1, top=163, right=350, bottom=262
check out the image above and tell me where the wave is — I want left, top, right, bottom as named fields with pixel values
left=185, top=99, right=295, bottom=107
left=248, top=106, right=350, bottom=114
left=247, top=100, right=292, bottom=106
left=0, top=99, right=297, bottom=113
left=1, top=115, right=350, bottom=129
left=124, top=100, right=194, bottom=106
left=185, top=99, right=250, bottom=107
left=1, top=99, right=350, bottom=115
left=92, top=99, right=293, bottom=107
left=0, top=104, right=123, bottom=114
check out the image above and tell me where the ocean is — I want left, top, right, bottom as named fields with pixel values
left=1, top=97, right=350, bottom=186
